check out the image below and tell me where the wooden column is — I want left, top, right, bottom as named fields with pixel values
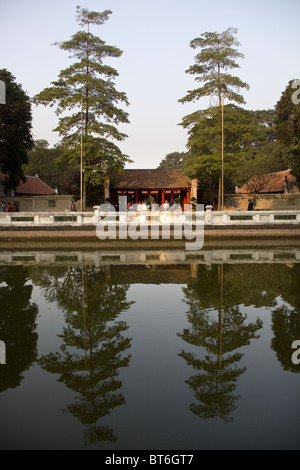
left=186, top=190, right=190, bottom=205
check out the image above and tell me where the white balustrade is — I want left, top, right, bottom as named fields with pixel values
left=0, top=207, right=299, bottom=227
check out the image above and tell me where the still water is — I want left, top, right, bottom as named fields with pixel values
left=0, top=245, right=299, bottom=450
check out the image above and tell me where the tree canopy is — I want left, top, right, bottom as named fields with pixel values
left=274, top=80, right=300, bottom=183
left=179, top=28, right=249, bottom=108
left=180, top=104, right=282, bottom=205
left=24, top=139, right=79, bottom=195
left=156, top=151, right=186, bottom=169
left=0, top=69, right=33, bottom=191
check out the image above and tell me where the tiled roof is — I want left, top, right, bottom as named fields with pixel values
left=0, top=172, right=54, bottom=195
left=238, top=170, right=297, bottom=194
left=112, top=169, right=192, bottom=189
left=16, top=175, right=54, bottom=195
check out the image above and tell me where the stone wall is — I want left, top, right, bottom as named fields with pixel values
left=224, top=193, right=300, bottom=211
left=0, top=195, right=74, bottom=212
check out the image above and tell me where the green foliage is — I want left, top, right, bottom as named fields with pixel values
left=157, top=151, right=186, bottom=169
left=289, top=144, right=300, bottom=183
left=0, top=69, right=33, bottom=190
left=181, top=105, right=278, bottom=203
left=33, top=6, right=131, bottom=202
left=178, top=28, right=249, bottom=205
left=274, top=80, right=300, bottom=182
left=179, top=28, right=249, bottom=107
left=24, top=139, right=79, bottom=195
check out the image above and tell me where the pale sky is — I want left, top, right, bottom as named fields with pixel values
left=1, top=0, right=299, bottom=168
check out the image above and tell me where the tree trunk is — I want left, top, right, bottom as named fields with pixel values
left=218, top=174, right=221, bottom=211
left=83, top=179, right=86, bottom=211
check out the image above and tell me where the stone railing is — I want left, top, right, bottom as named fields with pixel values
left=0, top=206, right=299, bottom=227
left=204, top=206, right=300, bottom=225
left=0, top=211, right=97, bottom=226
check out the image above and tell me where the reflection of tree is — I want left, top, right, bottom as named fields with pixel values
left=224, top=262, right=300, bottom=311
left=0, top=266, right=38, bottom=391
left=271, top=305, right=300, bottom=373
left=179, top=264, right=263, bottom=422
left=35, top=264, right=134, bottom=445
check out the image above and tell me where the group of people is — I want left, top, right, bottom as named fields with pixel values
left=125, top=200, right=180, bottom=212
left=1, top=201, right=19, bottom=212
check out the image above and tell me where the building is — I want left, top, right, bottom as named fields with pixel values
left=225, top=169, right=300, bottom=210
left=0, top=172, right=55, bottom=197
left=108, top=169, right=198, bottom=208
left=237, top=169, right=298, bottom=195
left=0, top=172, right=73, bottom=212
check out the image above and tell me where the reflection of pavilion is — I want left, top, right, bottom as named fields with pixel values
left=110, top=264, right=197, bottom=285
left=108, top=169, right=198, bottom=207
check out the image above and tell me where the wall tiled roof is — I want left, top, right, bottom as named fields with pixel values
left=0, top=172, right=54, bottom=195
left=112, top=169, right=191, bottom=190
left=16, top=175, right=54, bottom=195
left=238, top=170, right=297, bottom=194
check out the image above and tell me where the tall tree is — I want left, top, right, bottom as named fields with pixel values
left=0, top=69, right=33, bottom=191
left=179, top=28, right=249, bottom=208
left=33, top=6, right=131, bottom=209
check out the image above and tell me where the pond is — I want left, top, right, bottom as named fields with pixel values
left=0, top=244, right=299, bottom=450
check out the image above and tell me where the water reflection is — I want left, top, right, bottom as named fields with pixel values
left=0, top=266, right=38, bottom=391
left=271, top=305, right=300, bottom=373
left=32, top=264, right=133, bottom=445
left=0, top=246, right=299, bottom=449
left=178, top=264, right=263, bottom=422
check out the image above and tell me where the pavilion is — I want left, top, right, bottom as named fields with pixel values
left=108, top=169, right=198, bottom=208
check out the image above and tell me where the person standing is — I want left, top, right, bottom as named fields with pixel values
left=247, top=199, right=254, bottom=211
left=1, top=201, right=6, bottom=212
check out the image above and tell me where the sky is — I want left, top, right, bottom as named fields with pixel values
left=1, top=0, right=300, bottom=169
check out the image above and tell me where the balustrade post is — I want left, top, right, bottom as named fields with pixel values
left=205, top=205, right=213, bottom=225
left=93, top=206, right=100, bottom=225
